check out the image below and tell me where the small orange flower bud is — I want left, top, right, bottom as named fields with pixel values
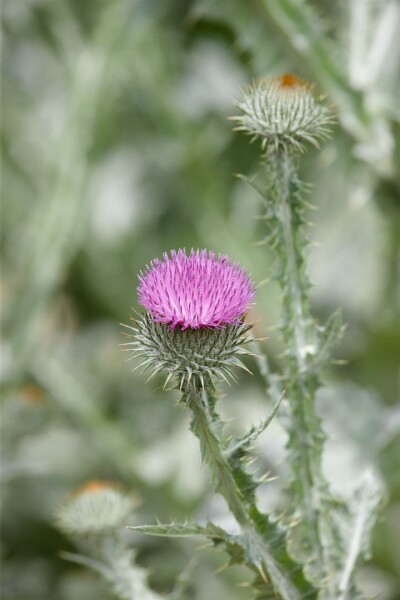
left=278, top=73, right=304, bottom=89
left=74, top=480, right=121, bottom=496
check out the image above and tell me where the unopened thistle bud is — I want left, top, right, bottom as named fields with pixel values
left=123, top=249, right=255, bottom=388
left=56, top=481, right=137, bottom=537
left=232, top=73, right=334, bottom=153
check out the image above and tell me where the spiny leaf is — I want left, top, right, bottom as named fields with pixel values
left=127, top=520, right=228, bottom=539
left=127, top=519, right=283, bottom=599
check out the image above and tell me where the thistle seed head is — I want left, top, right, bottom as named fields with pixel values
left=232, top=74, right=334, bottom=153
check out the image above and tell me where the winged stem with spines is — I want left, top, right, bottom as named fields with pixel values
left=248, top=151, right=345, bottom=596
left=133, top=374, right=316, bottom=600
left=238, top=130, right=384, bottom=597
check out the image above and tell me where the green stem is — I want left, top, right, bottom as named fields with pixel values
left=278, top=158, right=307, bottom=371
left=272, top=152, right=339, bottom=597
left=187, top=382, right=248, bottom=525
left=185, top=379, right=304, bottom=600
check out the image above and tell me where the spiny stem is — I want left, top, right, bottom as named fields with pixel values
left=187, top=382, right=248, bottom=524
left=184, top=379, right=304, bottom=600
left=279, top=171, right=307, bottom=370
left=271, top=151, right=339, bottom=597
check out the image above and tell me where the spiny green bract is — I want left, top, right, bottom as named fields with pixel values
left=232, top=74, right=334, bottom=153
left=122, top=313, right=253, bottom=388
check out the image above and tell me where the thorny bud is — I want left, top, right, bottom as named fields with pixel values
left=232, top=73, right=334, bottom=153
left=122, top=249, right=255, bottom=388
left=56, top=481, right=137, bottom=537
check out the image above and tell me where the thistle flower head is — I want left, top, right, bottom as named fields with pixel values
left=56, top=481, right=137, bottom=537
left=138, top=249, right=254, bottom=330
left=123, top=249, right=255, bottom=388
left=232, top=74, right=334, bottom=153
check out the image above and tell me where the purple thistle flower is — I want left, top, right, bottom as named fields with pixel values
left=138, top=249, right=255, bottom=330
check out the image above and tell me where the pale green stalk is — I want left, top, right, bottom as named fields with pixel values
left=263, top=151, right=341, bottom=596
left=182, top=377, right=310, bottom=600
left=62, top=538, right=161, bottom=600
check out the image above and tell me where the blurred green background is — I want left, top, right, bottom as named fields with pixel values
left=1, top=0, right=400, bottom=598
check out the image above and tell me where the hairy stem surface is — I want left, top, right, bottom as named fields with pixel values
left=184, top=378, right=308, bottom=600
left=269, top=152, right=340, bottom=596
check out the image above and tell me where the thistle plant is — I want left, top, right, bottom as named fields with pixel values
left=232, top=74, right=383, bottom=598
left=4, top=0, right=397, bottom=596
left=234, top=75, right=342, bottom=589
left=56, top=481, right=162, bottom=600
left=124, top=248, right=314, bottom=599
left=122, top=77, right=383, bottom=599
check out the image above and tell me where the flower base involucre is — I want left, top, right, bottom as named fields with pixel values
left=129, top=313, right=253, bottom=387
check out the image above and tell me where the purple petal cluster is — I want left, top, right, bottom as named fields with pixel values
left=138, top=249, right=254, bottom=330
